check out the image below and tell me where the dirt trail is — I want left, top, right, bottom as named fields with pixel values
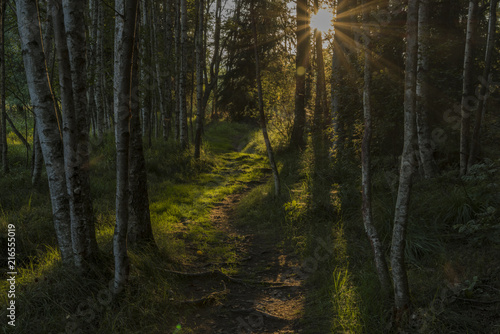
left=178, top=185, right=306, bottom=333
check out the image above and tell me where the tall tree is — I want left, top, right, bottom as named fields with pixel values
left=251, top=2, right=280, bottom=196
left=313, top=0, right=328, bottom=133
left=416, top=0, right=437, bottom=179
left=16, top=0, right=73, bottom=264
left=128, top=14, right=155, bottom=248
left=460, top=0, right=478, bottom=176
left=290, top=0, right=309, bottom=148
left=113, top=0, right=139, bottom=293
left=391, top=0, right=418, bottom=320
left=50, top=0, right=98, bottom=270
left=179, top=0, right=189, bottom=149
left=468, top=0, right=497, bottom=169
left=360, top=0, right=391, bottom=298
left=194, top=0, right=205, bottom=159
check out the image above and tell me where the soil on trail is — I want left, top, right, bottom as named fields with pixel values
left=178, top=186, right=306, bottom=333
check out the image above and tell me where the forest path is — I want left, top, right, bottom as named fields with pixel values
left=172, top=133, right=306, bottom=333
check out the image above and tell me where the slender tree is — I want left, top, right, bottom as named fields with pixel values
left=179, top=0, right=189, bottom=148
left=51, top=0, right=98, bottom=270
left=16, top=0, right=73, bottom=264
left=113, top=0, right=139, bottom=293
left=251, top=2, right=280, bottom=196
left=313, top=0, right=328, bottom=133
left=128, top=15, right=155, bottom=248
left=290, top=0, right=309, bottom=148
left=460, top=0, right=478, bottom=176
left=416, top=0, right=437, bottom=179
left=468, top=0, right=497, bottom=169
left=360, top=0, right=392, bottom=298
left=391, top=0, right=418, bottom=320
left=194, top=0, right=204, bottom=159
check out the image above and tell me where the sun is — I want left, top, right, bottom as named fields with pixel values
left=310, top=8, right=333, bottom=33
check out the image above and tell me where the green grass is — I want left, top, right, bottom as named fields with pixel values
left=0, top=121, right=270, bottom=333
left=1, top=116, right=499, bottom=333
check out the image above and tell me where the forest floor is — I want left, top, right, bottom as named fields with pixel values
left=169, top=133, right=307, bottom=333
left=177, top=184, right=306, bottom=333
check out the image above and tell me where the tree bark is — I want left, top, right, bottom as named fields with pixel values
left=194, top=0, right=204, bottom=159
left=460, top=0, right=478, bottom=176
left=128, top=16, right=155, bottom=248
left=179, top=0, right=188, bottom=149
left=52, top=0, right=98, bottom=270
left=290, top=0, right=309, bottom=149
left=251, top=4, right=280, bottom=196
left=113, top=0, right=139, bottom=293
left=31, top=119, right=44, bottom=186
left=391, top=0, right=418, bottom=320
left=361, top=0, right=392, bottom=299
left=16, top=0, right=73, bottom=265
left=468, top=0, right=497, bottom=169
left=416, top=0, right=437, bottom=179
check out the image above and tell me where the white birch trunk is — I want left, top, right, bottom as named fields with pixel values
left=113, top=0, right=138, bottom=293
left=361, top=0, right=392, bottom=298
left=390, top=0, right=418, bottom=319
left=468, top=0, right=497, bottom=169
left=16, top=0, right=73, bottom=265
left=251, top=4, right=280, bottom=196
left=416, top=0, right=437, bottom=179
left=460, top=0, right=478, bottom=176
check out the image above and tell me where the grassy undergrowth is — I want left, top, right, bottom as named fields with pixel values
left=0, top=117, right=499, bottom=333
left=0, top=121, right=270, bottom=333
left=235, top=129, right=500, bottom=333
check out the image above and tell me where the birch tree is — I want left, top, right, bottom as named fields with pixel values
left=179, top=0, right=189, bottom=149
left=16, top=0, right=73, bottom=264
left=360, top=0, right=391, bottom=298
left=468, top=0, right=497, bottom=169
left=129, top=18, right=155, bottom=248
left=391, top=0, right=418, bottom=319
left=290, top=0, right=309, bottom=148
left=460, top=0, right=478, bottom=176
left=251, top=2, right=280, bottom=196
left=194, top=0, right=205, bottom=159
left=416, top=0, right=437, bottom=179
left=50, top=0, right=98, bottom=270
left=113, top=0, right=139, bottom=293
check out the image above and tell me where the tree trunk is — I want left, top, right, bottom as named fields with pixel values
left=140, top=0, right=152, bottom=147
left=51, top=0, right=98, bottom=270
left=290, top=0, right=309, bottom=149
left=194, top=0, right=204, bottom=159
left=128, top=17, right=156, bottom=248
left=313, top=0, right=328, bottom=134
left=251, top=4, right=280, bottom=196
left=460, top=0, right=478, bottom=176
left=468, top=0, right=497, bottom=169
left=1, top=0, right=8, bottom=174
left=95, top=0, right=105, bottom=143
left=113, top=0, right=139, bottom=293
left=361, top=0, right=392, bottom=298
left=391, top=0, right=418, bottom=321
left=416, top=0, right=437, bottom=179
left=179, top=0, right=188, bottom=149
left=16, top=0, right=73, bottom=265
left=163, top=0, right=174, bottom=141
left=31, top=119, right=44, bottom=186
